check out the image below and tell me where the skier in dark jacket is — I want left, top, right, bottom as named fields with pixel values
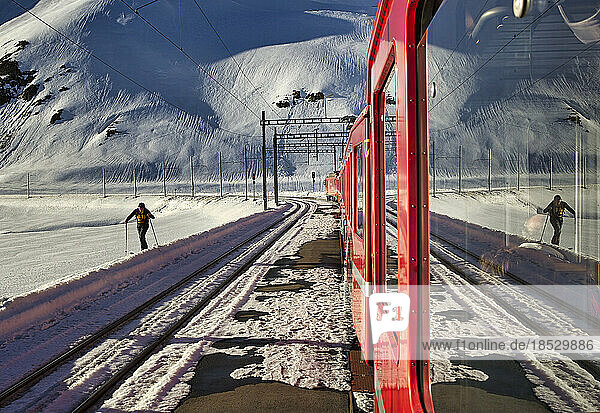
left=125, top=202, right=155, bottom=250
left=543, top=195, right=575, bottom=245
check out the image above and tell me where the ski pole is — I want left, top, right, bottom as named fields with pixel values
left=125, top=222, right=128, bottom=253
left=539, top=214, right=549, bottom=243
left=150, top=219, right=159, bottom=247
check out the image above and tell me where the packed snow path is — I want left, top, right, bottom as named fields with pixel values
left=0, top=199, right=355, bottom=412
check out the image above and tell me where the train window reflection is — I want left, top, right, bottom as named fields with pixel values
left=426, top=0, right=600, bottom=412
left=356, top=143, right=364, bottom=238
left=382, top=68, right=399, bottom=291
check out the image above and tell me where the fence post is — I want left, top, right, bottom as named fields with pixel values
left=102, top=167, right=106, bottom=198
left=219, top=152, right=223, bottom=198
left=458, top=145, right=462, bottom=194
left=488, top=148, right=492, bottom=192
left=27, top=173, right=30, bottom=198
left=133, top=168, right=137, bottom=197
left=190, top=156, right=195, bottom=197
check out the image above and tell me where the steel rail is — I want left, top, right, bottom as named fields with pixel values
left=0, top=202, right=301, bottom=406
left=385, top=209, right=600, bottom=379
left=386, top=206, right=600, bottom=330
left=71, top=201, right=311, bottom=412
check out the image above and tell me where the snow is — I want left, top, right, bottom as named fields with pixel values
left=430, top=186, right=600, bottom=261
left=0, top=200, right=290, bottom=393
left=96, top=201, right=353, bottom=411
left=0, top=194, right=266, bottom=303
left=0, top=0, right=377, bottom=186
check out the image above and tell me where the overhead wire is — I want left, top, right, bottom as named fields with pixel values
left=118, top=0, right=272, bottom=128
left=8, top=0, right=259, bottom=138
left=430, top=37, right=600, bottom=135
left=190, top=0, right=277, bottom=117
left=428, top=0, right=562, bottom=114
left=428, top=0, right=492, bottom=83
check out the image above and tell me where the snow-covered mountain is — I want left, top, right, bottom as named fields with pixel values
left=0, top=0, right=377, bottom=185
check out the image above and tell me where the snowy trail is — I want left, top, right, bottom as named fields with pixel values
left=0, top=195, right=267, bottom=301
left=0, top=201, right=307, bottom=412
left=0, top=201, right=289, bottom=390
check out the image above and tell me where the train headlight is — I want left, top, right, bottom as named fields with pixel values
left=513, top=0, right=530, bottom=18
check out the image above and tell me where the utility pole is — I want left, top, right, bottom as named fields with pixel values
left=27, top=173, right=30, bottom=199
left=244, top=145, right=248, bottom=200
left=253, top=173, right=256, bottom=200
left=312, top=171, right=315, bottom=192
left=190, top=156, right=195, bottom=197
left=273, top=128, right=279, bottom=206
left=261, top=111, right=267, bottom=210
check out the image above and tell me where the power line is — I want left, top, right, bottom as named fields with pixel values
left=191, top=0, right=277, bottom=117
left=118, top=0, right=267, bottom=125
left=428, top=0, right=492, bottom=83
left=428, top=0, right=562, bottom=114
left=430, top=38, right=600, bottom=135
left=8, top=0, right=257, bottom=138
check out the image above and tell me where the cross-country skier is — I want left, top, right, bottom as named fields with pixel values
left=543, top=194, right=575, bottom=246
left=124, top=202, right=155, bottom=250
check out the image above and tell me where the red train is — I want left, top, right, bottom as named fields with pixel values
left=338, top=1, right=432, bottom=411
left=339, top=0, right=600, bottom=412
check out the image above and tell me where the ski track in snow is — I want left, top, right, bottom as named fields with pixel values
left=0, top=199, right=288, bottom=393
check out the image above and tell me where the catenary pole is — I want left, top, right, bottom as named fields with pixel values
left=273, top=128, right=279, bottom=206
left=191, top=156, right=195, bottom=197
left=458, top=145, right=462, bottom=194
left=244, top=145, right=248, bottom=200
left=488, top=148, right=492, bottom=192
left=261, top=111, right=267, bottom=210
left=219, top=152, right=223, bottom=197
left=163, top=160, right=167, bottom=197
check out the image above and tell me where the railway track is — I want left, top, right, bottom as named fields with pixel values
left=386, top=209, right=600, bottom=377
left=0, top=200, right=311, bottom=412
left=385, top=209, right=600, bottom=411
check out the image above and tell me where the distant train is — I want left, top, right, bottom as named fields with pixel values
left=337, top=0, right=600, bottom=411
left=324, top=173, right=339, bottom=202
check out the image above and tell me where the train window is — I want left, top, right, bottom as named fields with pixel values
left=424, top=0, right=600, bottom=412
left=356, top=143, right=364, bottom=238
left=381, top=67, right=400, bottom=291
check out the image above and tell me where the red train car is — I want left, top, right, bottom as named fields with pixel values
left=325, top=173, right=339, bottom=201
left=341, top=0, right=600, bottom=412
left=340, top=0, right=436, bottom=411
